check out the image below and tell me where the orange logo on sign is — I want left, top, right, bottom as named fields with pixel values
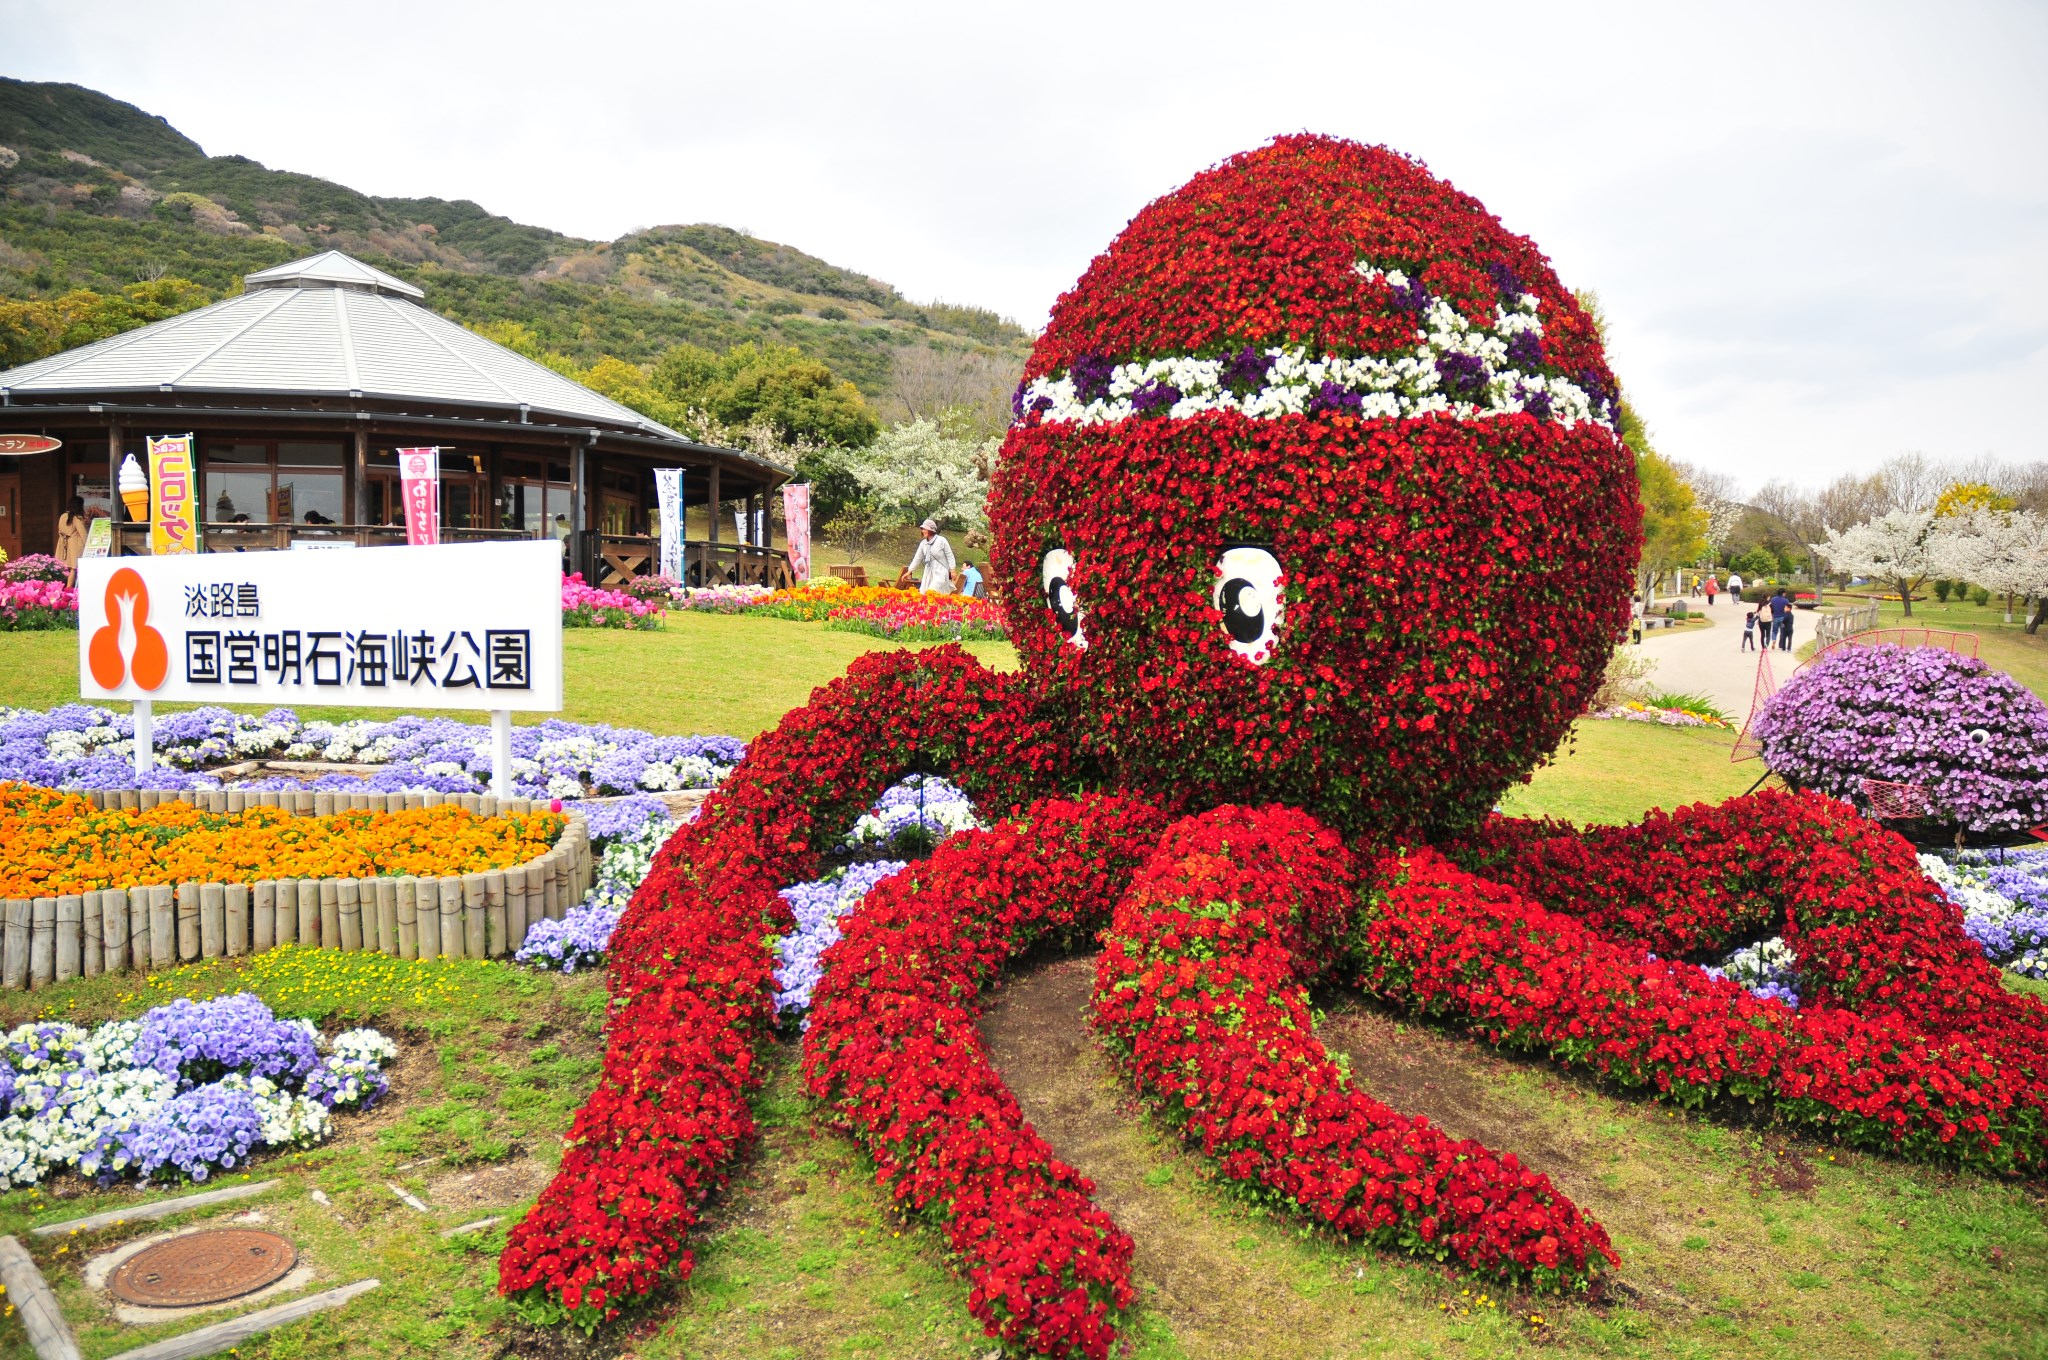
left=88, top=568, right=169, bottom=691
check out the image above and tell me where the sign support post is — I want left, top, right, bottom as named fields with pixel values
left=491, top=710, right=512, bottom=801
left=132, top=699, right=152, bottom=778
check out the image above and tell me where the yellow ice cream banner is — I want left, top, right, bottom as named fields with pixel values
left=146, top=434, right=197, bottom=555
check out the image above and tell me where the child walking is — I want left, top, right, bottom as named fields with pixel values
left=1741, top=609, right=1758, bottom=652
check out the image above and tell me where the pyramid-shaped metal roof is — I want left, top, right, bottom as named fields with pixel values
left=0, top=251, right=693, bottom=446
left=244, top=249, right=424, bottom=299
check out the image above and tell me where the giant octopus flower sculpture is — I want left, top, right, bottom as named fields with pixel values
left=499, top=136, right=2048, bottom=1353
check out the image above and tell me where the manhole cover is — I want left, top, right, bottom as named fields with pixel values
left=109, top=1228, right=297, bottom=1308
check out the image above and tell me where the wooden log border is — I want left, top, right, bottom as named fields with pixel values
left=6, top=792, right=589, bottom=989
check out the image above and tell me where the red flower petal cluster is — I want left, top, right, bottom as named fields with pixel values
left=1095, top=805, right=1615, bottom=1290
left=801, top=795, right=1168, bottom=1358
left=1355, top=790, right=2048, bottom=1171
left=499, top=647, right=1070, bottom=1329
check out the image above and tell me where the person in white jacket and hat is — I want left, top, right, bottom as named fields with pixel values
left=903, top=518, right=957, bottom=594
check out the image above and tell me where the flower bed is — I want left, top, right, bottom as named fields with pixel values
left=1923, top=848, right=2048, bottom=980
left=824, top=596, right=1008, bottom=641
left=0, top=578, right=77, bottom=630
left=1590, top=700, right=1729, bottom=730
left=0, top=994, right=394, bottom=1187
left=677, top=583, right=774, bottom=612
left=0, top=704, right=744, bottom=798
left=562, top=573, right=664, bottom=629
left=516, top=796, right=674, bottom=974
left=1752, top=645, right=2048, bottom=834
left=0, top=783, right=562, bottom=896
left=0, top=554, right=68, bottom=584
left=745, top=583, right=925, bottom=621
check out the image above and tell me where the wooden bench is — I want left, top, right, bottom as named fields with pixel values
left=827, top=564, right=869, bottom=587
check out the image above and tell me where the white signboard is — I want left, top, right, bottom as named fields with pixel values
left=78, top=540, right=564, bottom=712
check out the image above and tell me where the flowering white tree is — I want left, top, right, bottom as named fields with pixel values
left=1933, top=507, right=2048, bottom=627
left=850, top=411, right=997, bottom=534
left=1816, top=509, right=1948, bottom=617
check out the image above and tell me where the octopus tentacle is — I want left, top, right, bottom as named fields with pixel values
left=1094, top=805, right=1617, bottom=1289
left=1361, top=793, right=2048, bottom=1171
left=499, top=646, right=1072, bottom=1327
left=801, top=793, right=1169, bottom=1360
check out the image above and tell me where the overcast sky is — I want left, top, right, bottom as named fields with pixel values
left=6, top=0, right=2044, bottom=493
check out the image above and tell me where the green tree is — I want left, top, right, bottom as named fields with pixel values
left=651, top=341, right=879, bottom=449
left=1636, top=448, right=1710, bottom=612
left=0, top=277, right=213, bottom=366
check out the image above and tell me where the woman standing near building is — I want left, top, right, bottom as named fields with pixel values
left=54, top=495, right=89, bottom=584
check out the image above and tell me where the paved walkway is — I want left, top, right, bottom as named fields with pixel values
left=1636, top=602, right=1822, bottom=726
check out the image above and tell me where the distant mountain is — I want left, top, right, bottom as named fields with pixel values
left=0, top=78, right=1027, bottom=426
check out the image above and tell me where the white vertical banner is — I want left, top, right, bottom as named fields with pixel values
left=398, top=448, right=441, bottom=546
left=733, top=505, right=748, bottom=545
left=654, top=468, right=684, bottom=582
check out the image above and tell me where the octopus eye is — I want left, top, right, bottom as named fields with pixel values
left=1040, top=547, right=1087, bottom=650
left=1212, top=545, right=1284, bottom=664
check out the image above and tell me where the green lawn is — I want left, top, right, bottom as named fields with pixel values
left=1502, top=719, right=1765, bottom=826
left=0, top=615, right=1017, bottom=739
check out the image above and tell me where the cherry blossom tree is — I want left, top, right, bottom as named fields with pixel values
left=1816, top=509, right=1947, bottom=617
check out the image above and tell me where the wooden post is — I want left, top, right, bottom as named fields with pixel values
left=484, top=870, right=507, bottom=958
left=506, top=864, right=527, bottom=951
left=177, top=881, right=202, bottom=962
left=314, top=792, right=335, bottom=817
left=377, top=879, right=399, bottom=956
left=272, top=880, right=295, bottom=947
left=543, top=855, right=562, bottom=921
left=338, top=880, right=363, bottom=952
left=462, top=874, right=487, bottom=959
left=226, top=883, right=250, bottom=956
left=438, top=877, right=463, bottom=959
left=2, top=900, right=28, bottom=989
left=130, top=890, right=151, bottom=970
left=55, top=896, right=82, bottom=983
left=148, top=885, right=175, bottom=969
left=396, top=878, right=420, bottom=960
left=81, top=892, right=103, bottom=977
left=297, top=879, right=320, bottom=947
left=0, top=1232, right=81, bottom=1360
left=350, top=426, right=368, bottom=526
left=102, top=887, right=129, bottom=974
left=414, top=878, right=440, bottom=959
left=321, top=879, right=342, bottom=950
left=30, top=897, right=56, bottom=988
left=253, top=882, right=275, bottom=951
left=200, top=883, right=225, bottom=959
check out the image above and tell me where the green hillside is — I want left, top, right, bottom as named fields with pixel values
left=0, top=79, right=1028, bottom=426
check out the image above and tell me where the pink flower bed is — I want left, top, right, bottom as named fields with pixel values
left=0, top=579, right=78, bottom=631
left=561, top=574, right=664, bottom=630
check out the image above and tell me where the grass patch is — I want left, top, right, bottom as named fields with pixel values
left=0, top=615, right=1017, bottom=738
left=1500, top=719, right=1767, bottom=826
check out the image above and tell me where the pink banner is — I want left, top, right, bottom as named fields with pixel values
left=781, top=482, right=812, bottom=582
left=398, top=448, right=440, bottom=547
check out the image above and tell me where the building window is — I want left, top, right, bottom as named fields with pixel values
left=276, top=441, right=344, bottom=526
left=205, top=444, right=272, bottom=524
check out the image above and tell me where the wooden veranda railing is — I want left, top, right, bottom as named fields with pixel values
left=577, top=533, right=793, bottom=591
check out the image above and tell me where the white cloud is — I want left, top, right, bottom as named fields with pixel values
left=4, top=0, right=2043, bottom=489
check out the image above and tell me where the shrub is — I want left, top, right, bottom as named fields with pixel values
left=1973, top=586, right=1992, bottom=606
left=1752, top=644, right=2048, bottom=834
left=1935, top=579, right=1954, bottom=603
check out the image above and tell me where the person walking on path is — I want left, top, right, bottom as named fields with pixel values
left=1769, top=589, right=1792, bottom=651
left=904, top=518, right=957, bottom=594
left=55, top=495, right=89, bottom=584
left=1728, top=570, right=1744, bottom=600
left=1741, top=608, right=1758, bottom=652
left=1704, top=574, right=1720, bottom=607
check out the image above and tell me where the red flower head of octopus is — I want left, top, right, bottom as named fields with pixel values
left=989, top=134, right=1644, bottom=843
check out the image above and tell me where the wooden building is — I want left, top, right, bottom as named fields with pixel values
left=0, top=251, right=790, bottom=585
